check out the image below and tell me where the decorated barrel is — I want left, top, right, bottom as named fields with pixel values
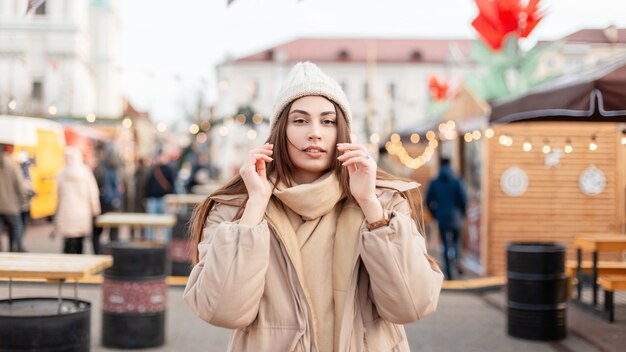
left=0, top=298, right=91, bottom=351
left=102, top=242, right=167, bottom=348
left=170, top=211, right=193, bottom=276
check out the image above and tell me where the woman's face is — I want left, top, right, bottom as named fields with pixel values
left=286, top=95, right=338, bottom=184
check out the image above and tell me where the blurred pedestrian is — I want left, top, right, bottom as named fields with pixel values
left=184, top=61, right=443, bottom=350
left=17, top=150, right=36, bottom=237
left=185, top=152, right=212, bottom=193
left=145, top=151, right=175, bottom=241
left=426, top=157, right=468, bottom=280
left=55, top=147, right=101, bottom=254
left=92, top=144, right=123, bottom=253
left=132, top=156, right=151, bottom=213
left=0, top=144, right=27, bottom=252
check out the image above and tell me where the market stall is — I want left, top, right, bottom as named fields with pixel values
left=484, top=56, right=626, bottom=275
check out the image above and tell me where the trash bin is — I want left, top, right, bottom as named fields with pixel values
left=507, top=242, right=567, bottom=340
left=170, top=211, right=193, bottom=276
left=102, top=242, right=167, bottom=348
left=0, top=298, right=91, bottom=351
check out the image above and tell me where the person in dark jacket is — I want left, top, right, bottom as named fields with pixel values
left=426, top=158, right=468, bottom=279
left=92, top=145, right=123, bottom=253
left=145, top=152, right=175, bottom=241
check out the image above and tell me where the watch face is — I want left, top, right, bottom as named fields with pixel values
left=500, top=166, right=528, bottom=197
left=579, top=165, right=605, bottom=196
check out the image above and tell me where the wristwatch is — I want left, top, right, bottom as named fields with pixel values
left=366, top=210, right=391, bottom=230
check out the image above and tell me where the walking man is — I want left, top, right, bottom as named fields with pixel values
left=426, top=158, right=468, bottom=279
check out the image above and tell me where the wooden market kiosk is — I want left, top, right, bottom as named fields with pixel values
left=484, top=56, right=626, bottom=276
left=381, top=84, right=492, bottom=274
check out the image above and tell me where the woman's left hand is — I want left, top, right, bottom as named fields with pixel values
left=337, top=143, right=377, bottom=203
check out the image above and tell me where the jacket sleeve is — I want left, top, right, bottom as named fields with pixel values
left=360, top=191, right=444, bottom=324
left=183, top=203, right=270, bottom=329
left=88, top=173, right=101, bottom=216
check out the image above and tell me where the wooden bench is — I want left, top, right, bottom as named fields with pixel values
left=566, top=260, right=626, bottom=277
left=565, top=261, right=626, bottom=299
left=442, top=276, right=505, bottom=292
left=598, top=275, right=626, bottom=322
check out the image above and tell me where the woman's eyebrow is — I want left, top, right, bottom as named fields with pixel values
left=289, top=109, right=310, bottom=115
left=289, top=109, right=336, bottom=116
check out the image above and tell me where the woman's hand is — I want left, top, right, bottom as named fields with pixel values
left=337, top=143, right=378, bottom=203
left=337, top=143, right=383, bottom=222
left=240, top=143, right=273, bottom=201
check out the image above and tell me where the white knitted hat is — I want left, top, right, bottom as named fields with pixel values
left=271, top=61, right=351, bottom=130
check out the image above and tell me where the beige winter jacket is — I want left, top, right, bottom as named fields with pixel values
left=54, top=149, right=101, bottom=237
left=0, top=153, right=26, bottom=215
left=184, top=179, right=443, bottom=351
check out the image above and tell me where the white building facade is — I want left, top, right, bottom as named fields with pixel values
left=535, top=26, right=626, bottom=80
left=0, top=0, right=121, bottom=119
left=211, top=38, right=475, bottom=178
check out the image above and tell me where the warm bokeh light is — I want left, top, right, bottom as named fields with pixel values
left=252, top=114, right=264, bottom=125
left=196, top=132, right=207, bottom=143
left=485, top=128, right=495, bottom=138
left=122, top=117, right=132, bottom=128
left=523, top=141, right=532, bottom=152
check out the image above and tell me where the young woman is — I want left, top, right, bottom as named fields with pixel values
left=55, top=147, right=101, bottom=254
left=184, top=62, right=443, bottom=351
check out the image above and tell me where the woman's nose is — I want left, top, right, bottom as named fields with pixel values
left=308, top=123, right=322, bottom=141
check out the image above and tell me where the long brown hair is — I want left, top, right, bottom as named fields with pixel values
left=189, top=99, right=425, bottom=264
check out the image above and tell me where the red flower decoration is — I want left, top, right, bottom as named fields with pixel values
left=429, top=75, right=449, bottom=101
left=471, top=0, right=544, bottom=51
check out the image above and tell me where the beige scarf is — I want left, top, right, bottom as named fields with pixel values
left=264, top=172, right=365, bottom=351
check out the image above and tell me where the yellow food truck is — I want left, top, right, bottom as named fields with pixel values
left=0, top=115, right=65, bottom=219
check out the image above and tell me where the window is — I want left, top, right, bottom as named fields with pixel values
left=35, top=1, right=46, bottom=15
left=248, top=80, right=258, bottom=100
left=388, top=83, right=396, bottom=101
left=32, top=81, right=43, bottom=100
left=363, top=82, right=369, bottom=101
left=340, top=81, right=347, bottom=95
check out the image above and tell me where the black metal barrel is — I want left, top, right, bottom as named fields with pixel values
left=0, top=298, right=90, bottom=351
left=102, top=242, right=167, bottom=348
left=170, top=211, right=193, bottom=276
left=507, top=242, right=567, bottom=340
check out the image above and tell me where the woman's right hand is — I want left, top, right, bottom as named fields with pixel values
left=239, top=143, right=273, bottom=201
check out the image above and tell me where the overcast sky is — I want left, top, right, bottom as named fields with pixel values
left=116, top=0, right=626, bottom=127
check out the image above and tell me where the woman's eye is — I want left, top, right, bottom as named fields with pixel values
left=322, top=119, right=336, bottom=125
left=293, top=118, right=307, bottom=124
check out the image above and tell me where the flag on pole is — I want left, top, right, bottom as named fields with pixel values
left=26, top=0, right=46, bottom=15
